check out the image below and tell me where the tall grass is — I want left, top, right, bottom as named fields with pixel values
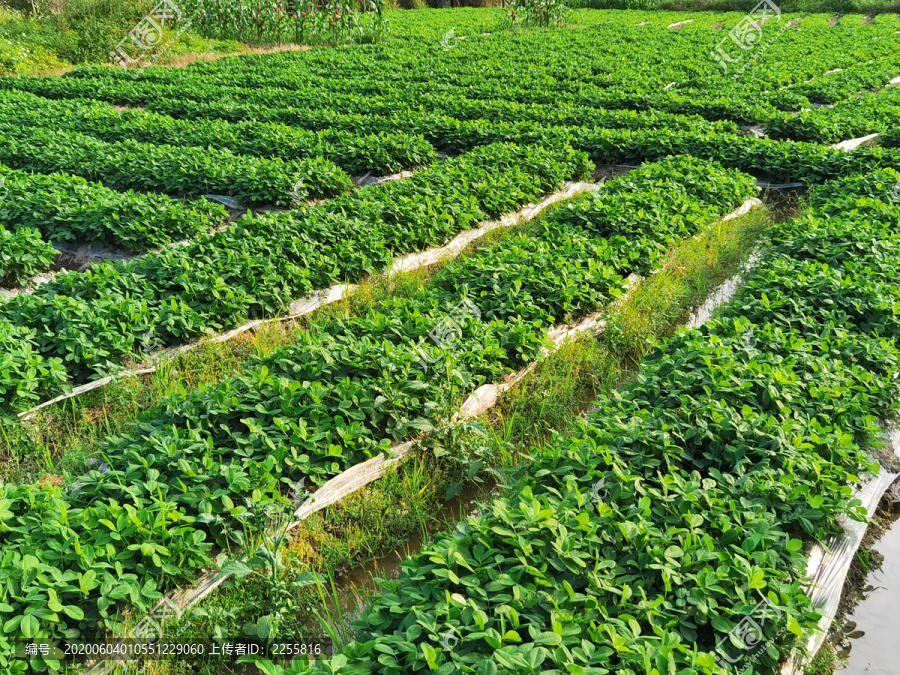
left=490, top=204, right=772, bottom=454
left=92, top=202, right=774, bottom=675
left=0, top=0, right=154, bottom=64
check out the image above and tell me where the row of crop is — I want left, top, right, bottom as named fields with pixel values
left=763, top=85, right=900, bottom=144
left=291, top=167, right=900, bottom=674
left=0, top=164, right=227, bottom=253
left=32, top=11, right=900, bottom=132
left=9, top=56, right=897, bottom=147
left=417, top=28, right=897, bottom=114
left=147, top=100, right=899, bottom=182
left=11, top=69, right=895, bottom=182
left=0, top=90, right=436, bottom=177
left=0, top=143, right=590, bottom=417
left=0, top=130, right=898, bottom=411
left=123, top=82, right=889, bottom=149
left=147, top=97, right=610, bottom=152
left=155, top=87, right=742, bottom=135
left=180, top=0, right=389, bottom=46
left=141, top=93, right=886, bottom=166
left=494, top=18, right=895, bottom=99
left=720, top=25, right=900, bottom=105
left=0, top=74, right=746, bottom=137
left=102, top=57, right=761, bottom=134
left=56, top=16, right=900, bottom=113
left=0, top=156, right=758, bottom=670
left=0, top=124, right=352, bottom=207
left=779, top=52, right=900, bottom=106
left=0, top=48, right=792, bottom=125
left=572, top=125, right=900, bottom=184
left=0, top=227, right=55, bottom=288
left=78, top=65, right=773, bottom=128
left=142, top=89, right=743, bottom=138
left=102, top=93, right=900, bottom=184
left=171, top=11, right=899, bottom=84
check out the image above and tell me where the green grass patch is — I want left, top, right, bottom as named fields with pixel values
left=146, top=202, right=772, bottom=675
left=491, top=203, right=771, bottom=453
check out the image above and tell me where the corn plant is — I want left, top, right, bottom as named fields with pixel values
left=508, top=0, right=568, bottom=27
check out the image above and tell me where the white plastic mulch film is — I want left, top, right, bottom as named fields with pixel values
left=781, top=422, right=900, bottom=674
left=84, top=197, right=764, bottom=675
left=20, top=181, right=597, bottom=422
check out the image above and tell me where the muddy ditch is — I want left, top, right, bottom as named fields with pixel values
left=802, top=481, right=900, bottom=675
left=315, top=479, right=498, bottom=626
left=782, top=423, right=900, bottom=675
left=834, top=490, right=900, bottom=674
left=0, top=244, right=132, bottom=300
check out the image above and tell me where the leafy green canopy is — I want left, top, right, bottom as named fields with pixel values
left=0, top=90, right=436, bottom=177
left=0, top=143, right=589, bottom=416
left=0, top=164, right=227, bottom=253
left=0, top=124, right=353, bottom=207
left=293, top=169, right=900, bottom=674
left=0, top=156, right=754, bottom=670
left=0, top=227, right=56, bottom=287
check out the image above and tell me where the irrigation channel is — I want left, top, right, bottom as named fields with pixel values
left=283, top=196, right=772, bottom=651
left=281, top=185, right=900, bottom=674
left=835, top=495, right=900, bottom=675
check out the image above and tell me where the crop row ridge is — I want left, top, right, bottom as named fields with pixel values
left=94, top=197, right=764, bottom=668
left=16, top=180, right=598, bottom=422
left=781, top=420, right=900, bottom=674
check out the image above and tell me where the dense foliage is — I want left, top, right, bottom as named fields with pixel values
left=4, top=16, right=900, bottom=183
left=0, top=125, right=352, bottom=206
left=0, top=164, right=227, bottom=253
left=3, top=12, right=900, bottom=672
left=0, top=90, right=436, bottom=176
left=0, top=157, right=756, bottom=671
left=0, top=226, right=56, bottom=287
left=287, top=167, right=900, bottom=674
left=0, top=143, right=589, bottom=417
